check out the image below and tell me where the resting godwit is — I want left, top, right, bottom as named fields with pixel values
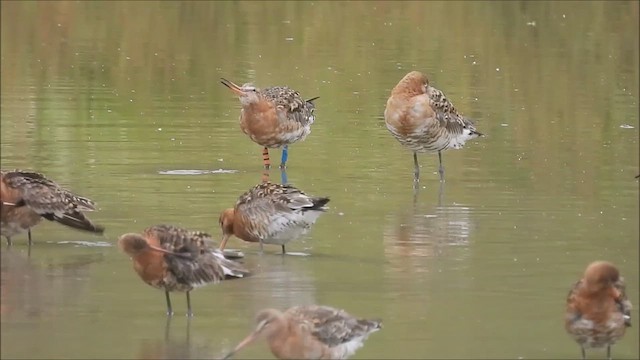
left=0, top=169, right=104, bottom=246
left=218, top=182, right=330, bottom=254
left=565, top=261, right=632, bottom=360
left=118, top=224, right=249, bottom=316
left=223, top=305, right=382, bottom=360
left=384, top=71, right=483, bottom=183
left=220, top=78, right=319, bottom=169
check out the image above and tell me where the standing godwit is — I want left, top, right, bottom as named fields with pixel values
left=218, top=182, right=330, bottom=254
left=0, top=169, right=104, bottom=246
left=565, top=261, right=632, bottom=360
left=222, top=305, right=382, bottom=360
left=220, top=78, right=319, bottom=169
left=384, top=71, right=483, bottom=183
left=118, top=224, right=249, bottom=316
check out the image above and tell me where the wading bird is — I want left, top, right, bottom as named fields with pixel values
left=565, top=261, right=631, bottom=360
left=223, top=305, right=382, bottom=360
left=220, top=78, right=319, bottom=169
left=118, top=224, right=249, bottom=316
left=219, top=182, right=329, bottom=254
left=0, top=169, right=104, bottom=246
left=384, top=71, right=483, bottom=183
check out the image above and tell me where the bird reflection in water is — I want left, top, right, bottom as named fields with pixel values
left=383, top=184, right=473, bottom=279
left=260, top=168, right=289, bottom=185
left=0, top=250, right=103, bottom=319
left=240, top=255, right=317, bottom=311
left=137, top=317, right=214, bottom=360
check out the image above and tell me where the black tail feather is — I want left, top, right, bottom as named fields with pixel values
left=310, top=197, right=330, bottom=210
left=46, top=211, right=105, bottom=234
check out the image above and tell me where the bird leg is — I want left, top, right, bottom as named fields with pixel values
left=165, top=291, right=174, bottom=316
left=186, top=291, right=193, bottom=317
left=413, top=152, right=420, bottom=182
left=280, top=145, right=288, bottom=169
left=281, top=244, right=286, bottom=254
left=5, top=236, right=12, bottom=247
left=280, top=168, right=288, bottom=185
left=262, top=147, right=271, bottom=170
left=580, top=346, right=585, bottom=360
left=28, top=229, right=32, bottom=246
left=261, top=170, right=270, bottom=183
left=259, top=239, right=264, bottom=254
left=438, top=151, right=445, bottom=182
left=606, top=345, right=611, bottom=360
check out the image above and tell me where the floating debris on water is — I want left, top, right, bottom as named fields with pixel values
left=222, top=249, right=245, bottom=260
left=619, top=124, right=634, bottom=129
left=158, top=169, right=239, bottom=175
left=56, top=241, right=112, bottom=247
left=285, top=252, right=311, bottom=257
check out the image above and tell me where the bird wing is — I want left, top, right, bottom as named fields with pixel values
left=263, top=86, right=317, bottom=126
left=286, top=305, right=382, bottom=347
left=615, top=277, right=632, bottom=327
left=426, top=86, right=481, bottom=136
left=143, top=224, right=214, bottom=252
left=3, top=171, right=97, bottom=213
left=2, top=171, right=104, bottom=234
left=164, top=248, right=226, bottom=288
left=565, top=279, right=582, bottom=324
left=236, top=196, right=305, bottom=240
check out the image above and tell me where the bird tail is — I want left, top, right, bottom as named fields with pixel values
left=211, top=250, right=251, bottom=279
left=43, top=211, right=105, bottom=234
left=309, top=197, right=330, bottom=211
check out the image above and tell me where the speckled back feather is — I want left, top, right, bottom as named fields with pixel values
left=1, top=170, right=103, bottom=234
left=426, top=86, right=482, bottom=138
left=144, top=224, right=249, bottom=279
left=143, top=224, right=214, bottom=252
left=261, top=86, right=318, bottom=127
left=236, top=182, right=328, bottom=210
left=286, top=305, right=382, bottom=347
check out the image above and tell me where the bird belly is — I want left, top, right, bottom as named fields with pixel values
left=1, top=206, right=42, bottom=238
left=328, top=337, right=366, bottom=359
left=386, top=122, right=450, bottom=153
left=567, top=317, right=627, bottom=348
left=240, top=110, right=310, bottom=147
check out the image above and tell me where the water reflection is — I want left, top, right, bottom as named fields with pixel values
left=0, top=250, right=104, bottom=319
left=383, top=188, right=474, bottom=279
left=240, top=255, right=316, bottom=311
left=136, top=317, right=213, bottom=360
left=258, top=168, right=289, bottom=184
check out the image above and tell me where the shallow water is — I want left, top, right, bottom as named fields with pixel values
left=1, top=1, right=638, bottom=359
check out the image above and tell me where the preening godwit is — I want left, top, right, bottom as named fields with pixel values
left=219, top=182, right=330, bottom=254
left=118, top=224, right=249, bottom=316
left=0, top=169, right=104, bottom=246
left=384, top=71, right=483, bottom=183
left=223, top=305, right=382, bottom=360
left=565, top=261, right=632, bottom=360
left=220, top=78, right=319, bottom=169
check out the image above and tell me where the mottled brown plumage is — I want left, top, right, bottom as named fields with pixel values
left=0, top=169, right=104, bottom=246
left=220, top=78, right=319, bottom=169
left=565, top=261, right=631, bottom=360
left=384, top=71, right=483, bottom=183
left=118, top=224, right=249, bottom=316
left=219, top=182, right=330, bottom=254
left=223, top=305, right=382, bottom=360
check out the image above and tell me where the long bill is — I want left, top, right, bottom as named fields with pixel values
left=220, top=78, right=245, bottom=96
left=221, top=330, right=261, bottom=359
